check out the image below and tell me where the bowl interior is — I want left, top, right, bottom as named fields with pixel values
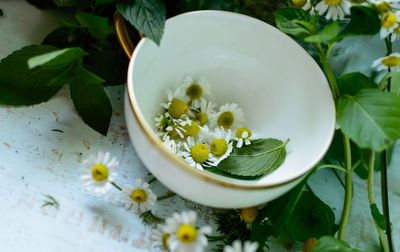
left=128, top=11, right=335, bottom=186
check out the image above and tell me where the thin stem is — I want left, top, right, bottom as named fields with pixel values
left=111, top=181, right=122, bottom=191
left=368, top=152, right=390, bottom=252
left=147, top=177, right=157, bottom=184
left=338, top=135, right=353, bottom=241
left=317, top=164, right=347, bottom=173
left=157, top=191, right=176, bottom=201
left=315, top=43, right=340, bottom=101
left=351, top=159, right=362, bottom=171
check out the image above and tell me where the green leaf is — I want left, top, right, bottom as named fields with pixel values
left=370, top=203, right=387, bottom=230
left=28, top=47, right=87, bottom=70
left=215, top=138, right=289, bottom=177
left=42, top=27, right=82, bottom=48
left=69, top=67, right=112, bottom=135
left=337, top=89, right=400, bottom=151
left=53, top=0, right=77, bottom=7
left=274, top=8, right=312, bottom=37
left=0, top=45, right=69, bottom=105
left=117, top=0, right=166, bottom=45
left=75, top=12, right=113, bottom=41
left=338, top=6, right=380, bottom=39
left=96, top=0, right=114, bottom=4
left=337, top=72, right=377, bottom=96
left=311, top=236, right=361, bottom=252
left=304, top=22, right=339, bottom=43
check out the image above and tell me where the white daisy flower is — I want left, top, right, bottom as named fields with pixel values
left=315, top=0, right=351, bottom=21
left=391, top=24, right=400, bottom=41
left=234, top=127, right=254, bottom=148
left=212, top=103, right=245, bottom=130
left=292, top=0, right=313, bottom=11
left=369, top=0, right=400, bottom=12
left=191, top=98, right=216, bottom=126
left=372, top=53, right=400, bottom=71
left=380, top=11, right=400, bottom=39
left=161, top=88, right=190, bottom=119
left=122, top=178, right=157, bottom=214
left=165, top=211, right=212, bottom=252
left=152, top=224, right=170, bottom=251
left=81, top=151, right=118, bottom=195
left=179, top=75, right=212, bottom=108
left=223, top=240, right=259, bottom=252
left=163, top=136, right=183, bottom=157
left=182, top=137, right=210, bottom=171
left=205, top=127, right=233, bottom=166
left=159, top=116, right=191, bottom=141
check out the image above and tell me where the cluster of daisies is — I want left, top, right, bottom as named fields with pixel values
left=155, top=76, right=255, bottom=171
left=80, top=151, right=259, bottom=252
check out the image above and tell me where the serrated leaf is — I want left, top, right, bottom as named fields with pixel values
left=117, top=0, right=166, bottom=45
left=69, top=67, right=112, bottom=135
left=0, top=45, right=69, bottom=105
left=337, top=89, right=400, bottom=151
left=337, top=72, right=377, bottom=96
left=370, top=203, right=387, bottom=230
left=305, top=22, right=339, bottom=43
left=215, top=138, right=288, bottom=177
left=274, top=8, right=312, bottom=37
left=311, top=236, right=361, bottom=252
left=28, top=47, right=86, bottom=70
left=338, top=6, right=380, bottom=39
left=75, top=12, right=113, bottom=41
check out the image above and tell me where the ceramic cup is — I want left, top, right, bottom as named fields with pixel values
left=122, top=10, right=335, bottom=208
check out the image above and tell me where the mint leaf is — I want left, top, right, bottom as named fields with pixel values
left=215, top=138, right=288, bottom=177
left=0, top=45, right=69, bottom=105
left=370, top=203, right=387, bottom=230
left=304, top=22, right=339, bottom=43
left=28, top=47, right=86, bottom=70
left=338, top=6, right=380, bottom=39
left=274, top=8, right=312, bottom=38
left=337, top=89, right=400, bottom=151
left=311, top=236, right=361, bottom=252
left=75, top=12, right=113, bottom=41
left=69, top=67, right=112, bottom=135
left=117, top=0, right=166, bottom=45
left=337, top=72, right=377, bottom=96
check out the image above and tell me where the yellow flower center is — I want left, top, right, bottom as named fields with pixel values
left=183, top=122, right=200, bottom=137
left=162, top=233, right=170, bottom=249
left=177, top=224, right=197, bottom=243
left=375, top=1, right=391, bottom=13
left=168, top=128, right=180, bottom=139
left=382, top=55, right=400, bottom=67
left=382, top=12, right=397, bottom=28
left=168, top=98, right=188, bottom=119
left=130, top=189, right=148, bottom=203
left=186, top=83, right=203, bottom=100
left=191, top=144, right=209, bottom=163
left=217, top=111, right=234, bottom=129
left=292, top=0, right=307, bottom=8
left=210, top=139, right=228, bottom=156
left=91, top=163, right=109, bottom=181
left=195, top=112, right=208, bottom=126
left=240, top=207, right=258, bottom=224
left=236, top=127, right=252, bottom=139
left=325, top=0, right=341, bottom=6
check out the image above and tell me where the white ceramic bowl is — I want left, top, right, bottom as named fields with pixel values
left=124, top=11, right=335, bottom=208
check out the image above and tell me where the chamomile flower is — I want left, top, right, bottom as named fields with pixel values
left=159, top=116, right=191, bottom=141
left=369, top=0, right=400, bottom=13
left=179, top=75, right=212, bottom=108
left=122, top=178, right=157, bottom=214
left=165, top=211, right=212, bottom=252
left=152, top=224, right=170, bottom=251
left=81, top=151, right=118, bottom=195
left=391, top=25, right=400, bottom=41
left=234, top=127, right=254, bottom=148
left=205, top=127, right=233, bottom=166
left=182, top=137, right=210, bottom=170
left=212, top=103, right=245, bottom=130
left=223, top=240, right=259, bottom=252
left=372, top=53, right=400, bottom=71
left=315, top=0, right=350, bottom=21
left=292, top=0, right=313, bottom=11
left=192, top=98, right=216, bottom=126
left=380, top=11, right=400, bottom=38
left=161, top=88, right=190, bottom=119
left=163, top=136, right=183, bottom=157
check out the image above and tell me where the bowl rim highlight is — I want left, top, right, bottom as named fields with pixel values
left=126, top=10, right=336, bottom=190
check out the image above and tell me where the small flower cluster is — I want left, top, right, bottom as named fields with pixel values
left=155, top=76, right=255, bottom=171
left=368, top=0, right=400, bottom=41
left=293, top=0, right=351, bottom=21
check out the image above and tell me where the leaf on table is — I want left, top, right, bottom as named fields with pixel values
left=338, top=6, right=380, bottom=39
left=214, top=138, right=288, bottom=177
left=69, top=67, right=112, bottom=135
left=310, top=236, right=361, bottom=252
left=305, top=22, right=340, bottom=43
left=117, top=0, right=166, bottom=45
left=28, top=47, right=87, bottom=70
left=0, top=45, right=70, bottom=105
left=337, top=89, right=400, bottom=151
left=75, top=12, right=113, bottom=41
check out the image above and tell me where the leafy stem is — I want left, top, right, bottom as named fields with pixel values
left=368, top=152, right=390, bottom=252
left=337, top=134, right=352, bottom=241
left=315, top=43, right=340, bottom=101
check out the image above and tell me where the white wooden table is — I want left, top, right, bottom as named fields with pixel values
left=0, top=1, right=399, bottom=251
